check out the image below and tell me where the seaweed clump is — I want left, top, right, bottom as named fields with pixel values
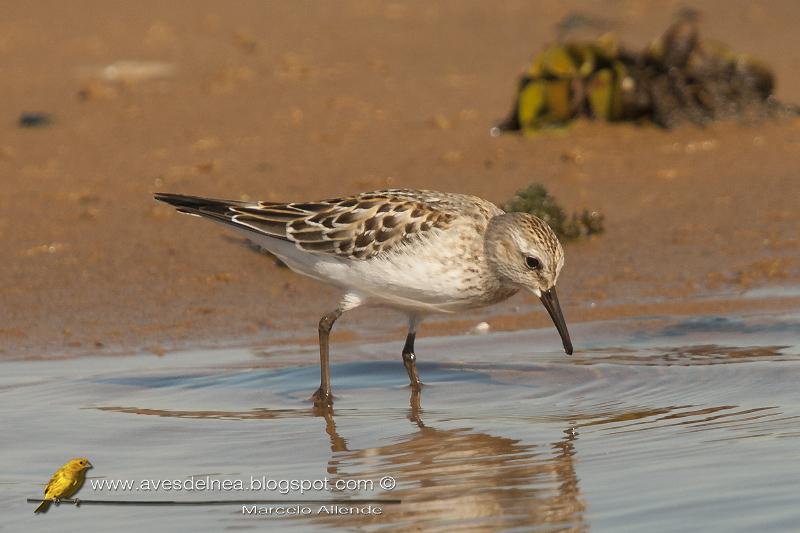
left=495, top=12, right=798, bottom=134
left=504, top=184, right=604, bottom=241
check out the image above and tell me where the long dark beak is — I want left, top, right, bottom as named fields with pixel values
left=539, top=287, right=573, bottom=355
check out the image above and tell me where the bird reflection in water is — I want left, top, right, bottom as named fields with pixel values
left=312, top=391, right=587, bottom=532
left=97, top=390, right=587, bottom=531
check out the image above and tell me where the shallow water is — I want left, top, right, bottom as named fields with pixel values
left=3, top=311, right=800, bottom=532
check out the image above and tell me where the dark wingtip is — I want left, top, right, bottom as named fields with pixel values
left=153, top=192, right=226, bottom=213
left=153, top=192, right=250, bottom=211
left=153, top=192, right=191, bottom=207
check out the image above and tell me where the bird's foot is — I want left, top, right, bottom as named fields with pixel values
left=312, top=387, right=334, bottom=408
left=53, top=498, right=61, bottom=506
left=73, top=498, right=81, bottom=507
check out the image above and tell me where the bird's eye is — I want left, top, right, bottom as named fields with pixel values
left=526, top=256, right=542, bottom=270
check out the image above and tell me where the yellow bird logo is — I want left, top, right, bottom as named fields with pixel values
left=34, top=457, right=93, bottom=514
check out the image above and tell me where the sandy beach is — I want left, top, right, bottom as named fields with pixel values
left=1, top=0, right=799, bottom=358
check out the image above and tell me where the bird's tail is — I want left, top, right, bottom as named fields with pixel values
left=34, top=499, right=50, bottom=514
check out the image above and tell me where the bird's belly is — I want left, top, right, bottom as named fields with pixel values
left=316, top=250, right=502, bottom=313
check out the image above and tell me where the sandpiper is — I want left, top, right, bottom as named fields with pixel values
left=155, top=189, right=573, bottom=406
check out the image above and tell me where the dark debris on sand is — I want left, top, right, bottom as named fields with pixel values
left=504, top=184, right=604, bottom=241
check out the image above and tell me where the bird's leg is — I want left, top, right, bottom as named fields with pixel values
left=402, top=315, right=422, bottom=391
left=402, top=332, right=420, bottom=389
left=313, top=308, right=342, bottom=407
left=408, top=388, right=425, bottom=428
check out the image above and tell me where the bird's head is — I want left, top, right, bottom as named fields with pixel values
left=66, top=458, right=93, bottom=472
left=486, top=212, right=573, bottom=355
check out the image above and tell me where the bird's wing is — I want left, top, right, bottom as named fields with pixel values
left=155, top=190, right=461, bottom=260
left=61, top=473, right=85, bottom=499
left=43, top=468, right=67, bottom=497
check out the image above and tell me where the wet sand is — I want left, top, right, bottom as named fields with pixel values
left=3, top=311, right=800, bottom=531
left=1, top=1, right=799, bottom=357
